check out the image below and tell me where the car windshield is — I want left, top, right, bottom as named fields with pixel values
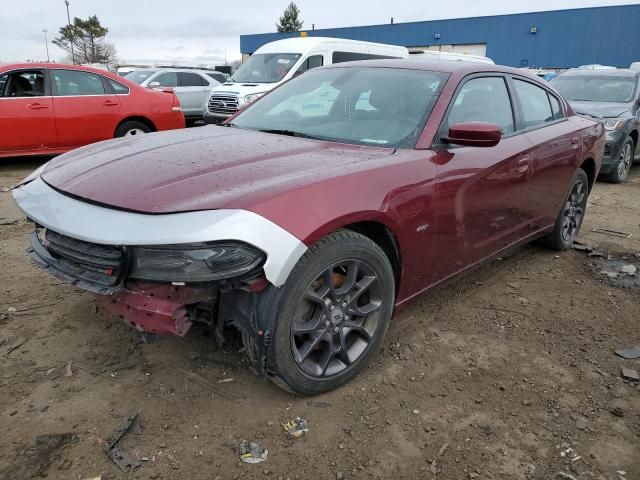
left=231, top=53, right=302, bottom=83
left=551, top=75, right=638, bottom=103
left=125, top=70, right=157, bottom=84
left=231, top=67, right=448, bottom=149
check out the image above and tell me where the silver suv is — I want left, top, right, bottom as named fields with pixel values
left=126, top=69, right=221, bottom=124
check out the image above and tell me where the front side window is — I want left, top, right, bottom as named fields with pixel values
left=0, top=70, right=46, bottom=97
left=231, top=53, right=302, bottom=83
left=295, top=55, right=324, bottom=76
left=52, top=70, right=105, bottom=96
left=232, top=67, right=448, bottom=148
left=447, top=77, right=515, bottom=134
left=513, top=79, right=554, bottom=128
left=550, top=75, right=637, bottom=103
left=178, top=72, right=208, bottom=87
left=152, top=72, right=178, bottom=87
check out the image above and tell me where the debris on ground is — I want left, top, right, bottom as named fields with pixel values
left=610, top=407, right=625, bottom=417
left=307, top=400, right=332, bottom=408
left=282, top=417, right=309, bottom=438
left=180, top=369, right=243, bottom=402
left=556, top=472, right=578, bottom=480
left=64, top=362, right=74, bottom=377
left=620, top=264, right=637, bottom=276
left=1, top=336, right=27, bottom=356
left=239, top=440, right=268, bottom=463
left=438, top=442, right=449, bottom=456
left=572, top=241, right=593, bottom=252
left=621, top=368, right=639, bottom=381
left=591, top=228, right=633, bottom=239
left=104, top=411, right=141, bottom=472
left=615, top=346, right=640, bottom=359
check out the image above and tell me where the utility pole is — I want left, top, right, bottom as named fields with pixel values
left=64, top=0, right=74, bottom=63
left=43, top=29, right=50, bottom=61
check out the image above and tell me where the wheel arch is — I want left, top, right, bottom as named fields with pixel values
left=629, top=128, right=638, bottom=152
left=114, top=116, right=157, bottom=136
left=342, top=220, right=403, bottom=293
left=579, top=157, right=596, bottom=192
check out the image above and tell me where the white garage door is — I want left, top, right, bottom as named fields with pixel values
left=451, top=44, right=487, bottom=56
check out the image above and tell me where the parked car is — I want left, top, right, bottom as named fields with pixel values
left=12, top=60, right=604, bottom=394
left=0, top=63, right=185, bottom=159
left=551, top=68, right=640, bottom=182
left=126, top=68, right=220, bottom=124
left=203, top=37, right=409, bottom=124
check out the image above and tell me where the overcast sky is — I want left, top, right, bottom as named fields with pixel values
left=0, top=0, right=635, bottom=65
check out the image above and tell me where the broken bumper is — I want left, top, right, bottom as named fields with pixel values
left=99, top=282, right=216, bottom=337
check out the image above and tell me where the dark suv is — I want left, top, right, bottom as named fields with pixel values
left=551, top=68, right=640, bottom=182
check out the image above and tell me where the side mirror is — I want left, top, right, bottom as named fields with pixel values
left=442, top=122, right=502, bottom=147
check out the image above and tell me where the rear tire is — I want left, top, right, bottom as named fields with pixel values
left=115, top=121, right=151, bottom=138
left=256, top=230, right=395, bottom=395
left=540, top=168, right=589, bottom=250
left=606, top=137, right=633, bottom=183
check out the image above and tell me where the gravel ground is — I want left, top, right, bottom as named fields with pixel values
left=0, top=158, right=639, bottom=480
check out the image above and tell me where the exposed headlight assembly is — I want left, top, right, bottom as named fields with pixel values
left=244, top=92, right=266, bottom=104
left=603, top=118, right=626, bottom=131
left=129, top=242, right=265, bottom=282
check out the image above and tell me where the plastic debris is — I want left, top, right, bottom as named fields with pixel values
left=620, top=264, right=637, bottom=276
left=105, top=411, right=141, bottom=472
left=621, top=368, right=639, bottom=381
left=282, top=417, right=309, bottom=438
left=615, top=346, right=640, bottom=359
left=239, top=440, right=268, bottom=463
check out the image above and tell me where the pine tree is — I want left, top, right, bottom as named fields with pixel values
left=53, top=15, right=117, bottom=65
left=276, top=3, right=304, bottom=33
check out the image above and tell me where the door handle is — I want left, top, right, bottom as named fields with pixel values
left=103, top=100, right=118, bottom=106
left=517, top=156, right=531, bottom=173
left=27, top=103, right=49, bottom=110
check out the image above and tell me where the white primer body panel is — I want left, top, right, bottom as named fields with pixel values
left=12, top=177, right=307, bottom=286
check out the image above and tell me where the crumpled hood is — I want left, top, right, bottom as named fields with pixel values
left=569, top=100, right=631, bottom=118
left=41, top=126, right=394, bottom=214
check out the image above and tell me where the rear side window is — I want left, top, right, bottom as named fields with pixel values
left=447, top=77, right=515, bottom=134
left=153, top=72, right=178, bottom=87
left=178, top=72, right=208, bottom=87
left=52, top=70, right=105, bottom=96
left=513, top=79, right=555, bottom=127
left=206, top=72, right=226, bottom=83
left=106, top=77, right=130, bottom=94
left=0, top=70, right=46, bottom=97
left=548, top=93, right=564, bottom=120
left=332, top=51, right=397, bottom=63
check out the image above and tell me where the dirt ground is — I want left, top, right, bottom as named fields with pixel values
left=0, top=158, right=638, bottom=480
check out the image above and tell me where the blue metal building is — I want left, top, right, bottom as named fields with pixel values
left=240, top=4, right=640, bottom=68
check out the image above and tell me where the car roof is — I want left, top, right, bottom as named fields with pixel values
left=557, top=68, right=640, bottom=78
left=321, top=58, right=543, bottom=80
left=255, top=36, right=407, bottom=55
left=1, top=62, right=116, bottom=76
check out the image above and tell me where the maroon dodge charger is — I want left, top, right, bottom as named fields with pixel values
left=13, top=60, right=604, bottom=394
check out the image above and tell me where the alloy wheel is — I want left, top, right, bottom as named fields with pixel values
left=561, top=178, right=586, bottom=243
left=617, top=142, right=633, bottom=179
left=124, top=128, right=145, bottom=136
left=291, top=260, right=384, bottom=378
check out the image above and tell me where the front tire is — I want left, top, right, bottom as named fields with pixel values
left=540, top=168, right=589, bottom=250
left=607, top=137, right=634, bottom=183
left=115, top=120, right=151, bottom=138
left=260, top=231, right=395, bottom=395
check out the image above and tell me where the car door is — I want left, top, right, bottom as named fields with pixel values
left=511, top=77, right=582, bottom=228
left=174, top=72, right=211, bottom=117
left=51, top=68, right=121, bottom=148
left=431, top=74, right=535, bottom=279
left=0, top=68, right=58, bottom=154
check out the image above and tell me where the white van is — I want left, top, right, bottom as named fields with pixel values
left=203, top=37, right=408, bottom=123
left=408, top=50, right=494, bottom=65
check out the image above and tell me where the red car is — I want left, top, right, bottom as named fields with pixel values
left=0, top=63, right=185, bottom=158
left=12, top=60, right=604, bottom=394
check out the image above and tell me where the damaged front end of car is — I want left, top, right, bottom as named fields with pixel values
left=27, top=225, right=282, bottom=379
